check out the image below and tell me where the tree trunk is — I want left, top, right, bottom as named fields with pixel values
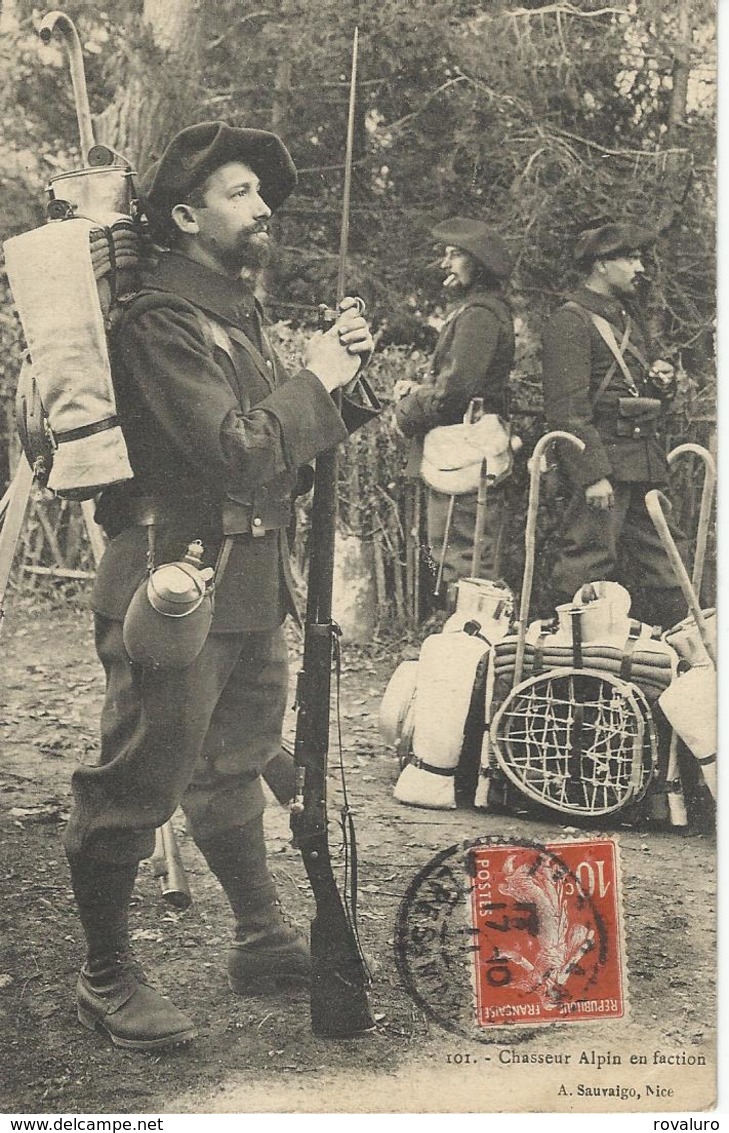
left=94, top=0, right=203, bottom=169
left=272, top=58, right=292, bottom=134
left=665, top=0, right=691, bottom=148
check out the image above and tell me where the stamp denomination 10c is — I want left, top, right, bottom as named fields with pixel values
left=395, top=836, right=625, bottom=1039
left=468, top=839, right=624, bottom=1028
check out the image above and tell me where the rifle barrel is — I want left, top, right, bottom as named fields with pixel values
left=336, top=27, right=359, bottom=306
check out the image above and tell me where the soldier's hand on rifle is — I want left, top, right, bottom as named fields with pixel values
left=304, top=299, right=373, bottom=393
left=585, top=477, right=615, bottom=511
left=337, top=296, right=374, bottom=358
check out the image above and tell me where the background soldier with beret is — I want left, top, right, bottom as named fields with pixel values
left=541, top=221, right=685, bottom=627
left=62, top=121, right=379, bottom=1050
left=393, top=217, right=515, bottom=599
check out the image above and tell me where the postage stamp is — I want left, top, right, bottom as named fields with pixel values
left=468, top=838, right=624, bottom=1028
left=395, top=835, right=625, bottom=1040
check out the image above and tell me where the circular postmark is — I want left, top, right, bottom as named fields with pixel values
left=394, top=836, right=618, bottom=1041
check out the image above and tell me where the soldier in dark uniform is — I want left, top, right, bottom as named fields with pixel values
left=393, top=218, right=515, bottom=598
left=541, top=222, right=685, bottom=628
left=62, top=122, right=379, bottom=1050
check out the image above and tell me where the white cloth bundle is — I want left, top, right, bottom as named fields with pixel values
left=4, top=218, right=133, bottom=498
left=663, top=610, right=716, bottom=669
left=379, top=659, right=418, bottom=759
left=421, top=414, right=514, bottom=495
left=394, top=631, right=489, bottom=809
left=659, top=667, right=716, bottom=798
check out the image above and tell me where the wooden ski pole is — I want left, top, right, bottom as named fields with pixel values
left=471, top=459, right=489, bottom=579
left=513, top=431, right=585, bottom=687
left=433, top=493, right=456, bottom=599
left=645, top=489, right=716, bottom=666
left=667, top=443, right=716, bottom=602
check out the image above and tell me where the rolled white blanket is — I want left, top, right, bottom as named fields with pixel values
left=659, top=667, right=717, bottom=799
left=394, top=630, right=489, bottom=809
left=4, top=217, right=133, bottom=498
left=379, top=659, right=418, bottom=762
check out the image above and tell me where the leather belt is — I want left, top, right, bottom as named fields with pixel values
left=125, top=495, right=290, bottom=537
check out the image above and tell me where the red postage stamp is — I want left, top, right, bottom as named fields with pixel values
left=468, top=838, right=624, bottom=1028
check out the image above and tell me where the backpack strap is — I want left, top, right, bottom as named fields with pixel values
left=564, top=301, right=638, bottom=401
left=196, top=309, right=275, bottom=390
left=463, top=293, right=513, bottom=334
left=619, top=619, right=643, bottom=682
left=197, top=309, right=234, bottom=359
left=115, top=289, right=274, bottom=389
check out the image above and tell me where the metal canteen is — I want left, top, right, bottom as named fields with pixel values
left=148, top=561, right=209, bottom=617
left=122, top=542, right=215, bottom=669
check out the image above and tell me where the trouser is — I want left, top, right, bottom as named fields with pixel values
left=427, top=482, right=506, bottom=593
left=63, top=617, right=290, bottom=864
left=550, top=481, right=688, bottom=628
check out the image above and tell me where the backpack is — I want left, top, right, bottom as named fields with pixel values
left=5, top=214, right=141, bottom=500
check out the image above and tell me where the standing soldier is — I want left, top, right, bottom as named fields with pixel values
left=62, top=121, right=379, bottom=1051
left=541, top=222, right=685, bottom=628
left=393, top=218, right=515, bottom=603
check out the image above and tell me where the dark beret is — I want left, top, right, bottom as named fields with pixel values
left=574, top=222, right=656, bottom=266
left=139, top=121, right=297, bottom=229
left=431, top=217, right=513, bottom=280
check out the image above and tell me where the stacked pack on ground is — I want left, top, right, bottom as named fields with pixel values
left=476, top=582, right=680, bottom=810
left=392, top=629, right=490, bottom=809
left=441, top=576, right=514, bottom=642
left=380, top=578, right=514, bottom=809
left=491, top=600, right=677, bottom=701
left=4, top=216, right=135, bottom=498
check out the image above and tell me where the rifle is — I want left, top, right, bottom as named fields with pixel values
left=290, top=27, right=376, bottom=1039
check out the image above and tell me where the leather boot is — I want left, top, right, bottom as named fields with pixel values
left=228, top=903, right=310, bottom=995
left=195, top=818, right=310, bottom=995
left=68, top=855, right=196, bottom=1049
left=77, top=952, right=197, bottom=1050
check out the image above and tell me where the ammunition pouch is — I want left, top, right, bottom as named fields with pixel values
left=615, top=397, right=661, bottom=439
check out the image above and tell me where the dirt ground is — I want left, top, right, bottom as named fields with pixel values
left=0, top=596, right=718, bottom=1115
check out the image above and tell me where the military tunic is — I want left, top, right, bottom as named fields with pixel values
left=541, top=285, right=685, bottom=625
left=64, top=251, right=379, bottom=862
left=394, top=288, right=515, bottom=590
